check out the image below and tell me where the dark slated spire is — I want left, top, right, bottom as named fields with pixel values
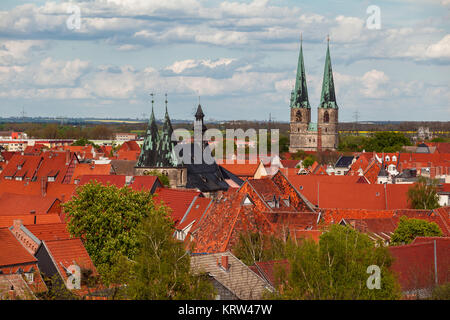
left=157, top=94, right=177, bottom=166
left=195, top=103, right=205, bottom=120
left=137, top=94, right=160, bottom=167
left=292, top=34, right=310, bottom=109
left=319, top=37, right=338, bottom=109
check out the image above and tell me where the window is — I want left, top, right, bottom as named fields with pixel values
left=323, top=111, right=329, bottom=123
left=385, top=156, right=390, bottom=162
left=24, top=272, right=34, bottom=283
left=295, top=110, right=302, bottom=122
left=392, top=156, right=397, bottom=162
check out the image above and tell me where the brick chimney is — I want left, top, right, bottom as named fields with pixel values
left=41, top=176, right=47, bottom=196
left=221, top=255, right=230, bottom=271
left=65, top=150, right=71, bottom=165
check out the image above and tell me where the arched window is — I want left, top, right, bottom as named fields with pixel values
left=385, top=156, right=390, bottom=162
left=392, top=156, right=397, bottom=162
left=296, top=110, right=302, bottom=122
left=323, top=111, right=329, bottom=123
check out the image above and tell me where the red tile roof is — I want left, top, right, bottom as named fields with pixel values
left=118, top=141, right=140, bottom=152
left=0, top=228, right=37, bottom=268
left=0, top=193, right=61, bottom=215
left=129, top=175, right=160, bottom=192
left=252, top=260, right=290, bottom=288
left=389, top=237, right=450, bottom=292
left=177, top=196, right=212, bottom=231
left=0, top=215, right=62, bottom=228
left=219, top=162, right=261, bottom=177
left=280, top=160, right=301, bottom=168
left=71, top=163, right=111, bottom=183
left=43, top=238, right=97, bottom=282
left=153, top=188, right=201, bottom=225
left=24, top=223, right=71, bottom=242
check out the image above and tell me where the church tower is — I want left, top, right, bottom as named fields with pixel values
left=317, top=38, right=339, bottom=151
left=289, top=36, right=312, bottom=152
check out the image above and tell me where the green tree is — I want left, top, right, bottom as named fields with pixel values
left=272, top=225, right=401, bottom=300
left=302, top=156, right=315, bottom=168
left=431, top=283, right=450, bottom=300
left=126, top=212, right=216, bottom=299
left=391, top=216, right=443, bottom=245
left=407, top=176, right=440, bottom=210
left=362, top=131, right=411, bottom=152
left=233, top=232, right=288, bottom=266
left=144, top=170, right=170, bottom=187
left=63, top=182, right=166, bottom=286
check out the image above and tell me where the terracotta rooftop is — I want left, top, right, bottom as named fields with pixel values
left=0, top=228, right=37, bottom=269
left=0, top=193, right=60, bottom=215
left=24, top=223, right=71, bottom=242
left=153, top=187, right=201, bottom=225
left=389, top=237, right=450, bottom=292
left=71, top=163, right=112, bottom=183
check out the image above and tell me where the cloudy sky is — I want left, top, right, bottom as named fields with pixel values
left=0, top=0, right=449, bottom=122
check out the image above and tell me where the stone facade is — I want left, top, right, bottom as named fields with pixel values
left=134, top=166, right=187, bottom=189
left=289, top=39, right=339, bottom=152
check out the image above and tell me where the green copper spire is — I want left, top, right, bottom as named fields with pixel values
left=292, top=35, right=310, bottom=109
left=137, top=94, right=160, bottom=167
left=157, top=94, right=177, bottom=166
left=319, top=37, right=338, bottom=109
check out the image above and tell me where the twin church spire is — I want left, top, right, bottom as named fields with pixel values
left=290, top=35, right=338, bottom=110
left=137, top=93, right=177, bottom=168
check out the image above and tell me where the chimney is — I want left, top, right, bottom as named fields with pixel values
left=65, top=150, right=71, bottom=165
left=41, top=177, right=47, bottom=196
left=8, top=286, right=15, bottom=300
left=221, top=255, right=230, bottom=271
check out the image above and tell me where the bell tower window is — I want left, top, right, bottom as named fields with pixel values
left=323, top=111, right=329, bottom=123
left=296, top=110, right=302, bottom=122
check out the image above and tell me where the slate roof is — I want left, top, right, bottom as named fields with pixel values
left=335, top=155, right=354, bottom=168
left=190, top=251, right=272, bottom=300
left=110, top=159, right=137, bottom=175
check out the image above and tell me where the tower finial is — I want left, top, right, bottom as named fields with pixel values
left=300, top=32, right=302, bottom=44
left=327, top=34, right=330, bottom=44
left=150, top=92, right=154, bottom=109
left=165, top=93, right=168, bottom=111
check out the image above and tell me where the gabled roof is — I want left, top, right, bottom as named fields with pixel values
left=0, top=193, right=60, bottom=215
left=42, top=238, right=97, bottom=283
left=118, top=141, right=140, bottom=152
left=252, top=260, right=290, bottom=288
left=0, top=228, right=37, bottom=268
left=71, top=163, right=112, bottom=183
left=129, top=175, right=160, bottom=192
left=190, top=251, right=272, bottom=300
left=177, top=196, right=212, bottom=231
left=153, top=187, right=201, bottom=225
left=335, top=155, right=354, bottom=168
left=24, top=223, right=71, bottom=242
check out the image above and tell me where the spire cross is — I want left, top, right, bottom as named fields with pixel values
left=150, top=92, right=154, bottom=109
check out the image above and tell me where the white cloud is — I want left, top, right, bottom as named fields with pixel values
left=425, top=34, right=450, bottom=59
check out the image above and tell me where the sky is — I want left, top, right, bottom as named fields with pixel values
left=0, top=0, right=449, bottom=122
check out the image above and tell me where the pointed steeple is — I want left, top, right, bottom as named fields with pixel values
left=292, top=34, right=310, bottom=109
left=157, top=94, right=177, bottom=166
left=319, top=37, right=338, bottom=109
left=137, top=94, right=160, bottom=167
